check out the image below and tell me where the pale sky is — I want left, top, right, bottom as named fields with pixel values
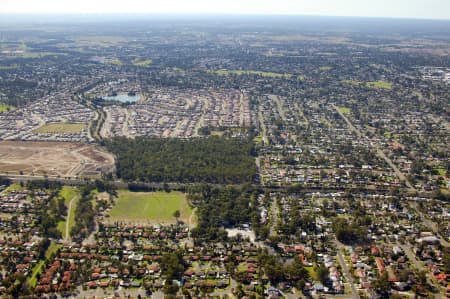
left=1, top=0, right=449, bottom=20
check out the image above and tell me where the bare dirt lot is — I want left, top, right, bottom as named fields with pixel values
left=0, top=141, right=115, bottom=178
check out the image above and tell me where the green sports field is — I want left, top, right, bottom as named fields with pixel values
left=109, top=190, right=193, bottom=224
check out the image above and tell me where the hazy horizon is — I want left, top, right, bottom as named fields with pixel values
left=1, top=13, right=450, bottom=27
left=1, top=0, right=450, bottom=20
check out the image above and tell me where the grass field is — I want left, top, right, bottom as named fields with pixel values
left=210, top=130, right=225, bottom=137
left=253, top=135, right=264, bottom=143
left=9, top=52, right=63, bottom=58
left=336, top=106, right=351, bottom=115
left=132, top=59, right=153, bottom=67
left=22, top=52, right=61, bottom=58
left=108, top=59, right=122, bottom=65
left=209, top=69, right=290, bottom=78
left=73, top=36, right=127, bottom=47
left=0, top=103, right=15, bottom=112
left=3, top=183, right=23, bottom=193
left=0, top=65, right=17, bottom=70
left=28, top=242, right=60, bottom=287
left=366, top=81, right=393, bottom=90
left=318, top=66, right=333, bottom=71
left=305, top=266, right=318, bottom=280
left=35, top=123, right=86, bottom=134
left=342, top=80, right=392, bottom=90
left=109, top=190, right=193, bottom=224
left=60, top=186, right=77, bottom=203
left=57, top=186, right=78, bottom=237
left=434, top=168, right=446, bottom=176
left=28, top=260, right=45, bottom=288
left=342, top=80, right=360, bottom=86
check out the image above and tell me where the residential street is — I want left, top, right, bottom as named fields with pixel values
left=335, top=241, right=360, bottom=299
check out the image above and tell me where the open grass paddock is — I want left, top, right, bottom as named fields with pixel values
left=109, top=190, right=193, bottom=224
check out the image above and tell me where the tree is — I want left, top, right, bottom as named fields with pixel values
left=173, top=210, right=180, bottom=223
left=163, top=280, right=179, bottom=296
left=38, top=238, right=51, bottom=259
left=373, top=272, right=390, bottom=296
left=105, top=136, right=256, bottom=184
left=164, top=182, right=171, bottom=193
left=316, top=265, right=329, bottom=284
left=190, top=186, right=254, bottom=242
left=333, top=217, right=368, bottom=245
left=390, top=293, right=402, bottom=299
left=161, top=251, right=185, bottom=281
left=285, top=257, right=309, bottom=282
left=417, top=270, right=427, bottom=286
left=443, top=251, right=450, bottom=273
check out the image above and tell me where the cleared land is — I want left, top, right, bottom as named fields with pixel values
left=34, top=123, right=86, bottom=134
left=0, top=141, right=115, bottom=178
left=108, top=190, right=193, bottom=224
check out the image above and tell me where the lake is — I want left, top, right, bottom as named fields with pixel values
left=103, top=94, right=141, bottom=103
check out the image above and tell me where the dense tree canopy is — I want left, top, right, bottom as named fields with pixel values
left=259, top=253, right=309, bottom=286
left=333, top=217, right=368, bottom=245
left=189, top=185, right=256, bottom=242
left=29, top=181, right=64, bottom=239
left=71, top=185, right=96, bottom=241
left=0, top=176, right=11, bottom=187
left=160, top=250, right=186, bottom=281
left=106, top=136, right=257, bottom=184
